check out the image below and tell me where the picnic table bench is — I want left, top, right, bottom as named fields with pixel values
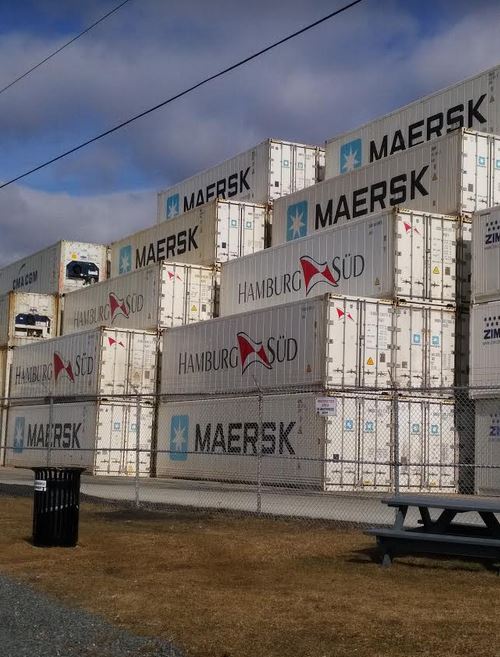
left=366, top=494, right=500, bottom=567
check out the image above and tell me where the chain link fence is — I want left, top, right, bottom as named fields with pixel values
left=0, top=385, right=498, bottom=525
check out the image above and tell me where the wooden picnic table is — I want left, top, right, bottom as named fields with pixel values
left=366, top=494, right=500, bottom=567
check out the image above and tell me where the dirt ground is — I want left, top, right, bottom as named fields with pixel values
left=0, top=493, right=498, bottom=657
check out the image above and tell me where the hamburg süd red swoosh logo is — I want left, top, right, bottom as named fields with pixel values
left=236, top=332, right=272, bottom=374
left=335, top=307, right=355, bottom=321
left=109, top=293, right=129, bottom=322
left=299, top=255, right=338, bottom=294
left=108, top=336, right=125, bottom=348
left=403, top=221, right=421, bottom=236
left=53, top=351, right=75, bottom=383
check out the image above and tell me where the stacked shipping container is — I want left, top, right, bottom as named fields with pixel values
left=469, top=205, right=500, bottom=493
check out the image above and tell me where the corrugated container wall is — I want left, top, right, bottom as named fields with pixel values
left=157, top=139, right=324, bottom=222
left=10, top=327, right=157, bottom=400
left=111, top=199, right=267, bottom=277
left=220, top=209, right=469, bottom=316
left=62, top=262, right=216, bottom=335
left=471, top=205, right=500, bottom=303
left=469, top=300, right=500, bottom=397
left=156, top=393, right=325, bottom=487
left=0, top=241, right=108, bottom=296
left=156, top=392, right=457, bottom=492
left=474, top=399, right=500, bottom=493
left=0, top=293, right=58, bottom=347
left=272, top=129, right=500, bottom=246
left=5, top=402, right=153, bottom=476
left=161, top=295, right=456, bottom=395
left=325, top=64, right=499, bottom=177
left=325, top=394, right=457, bottom=492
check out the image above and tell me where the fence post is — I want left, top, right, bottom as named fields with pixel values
left=135, top=393, right=141, bottom=508
left=47, top=394, right=54, bottom=467
left=257, top=391, right=263, bottom=515
left=392, top=389, right=400, bottom=495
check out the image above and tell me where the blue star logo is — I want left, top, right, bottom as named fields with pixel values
left=170, top=415, right=189, bottom=461
left=287, top=200, right=308, bottom=241
left=119, top=245, right=132, bottom=274
left=13, top=417, right=25, bottom=453
left=166, top=193, right=180, bottom=219
left=340, top=138, right=362, bottom=173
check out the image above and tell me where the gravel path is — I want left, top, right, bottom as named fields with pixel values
left=0, top=574, right=183, bottom=657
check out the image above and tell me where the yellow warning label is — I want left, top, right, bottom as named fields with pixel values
left=71, top=252, right=77, bottom=260
left=433, top=266, right=440, bottom=274
left=367, top=357, right=374, bottom=366
left=191, top=305, right=198, bottom=312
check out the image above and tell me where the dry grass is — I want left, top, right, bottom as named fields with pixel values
left=0, top=494, right=499, bottom=657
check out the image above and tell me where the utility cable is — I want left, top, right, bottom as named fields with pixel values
left=0, top=0, right=365, bottom=190
left=0, top=0, right=134, bottom=97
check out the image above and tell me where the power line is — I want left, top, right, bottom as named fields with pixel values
left=0, top=0, right=365, bottom=191
left=0, top=0, right=134, bottom=97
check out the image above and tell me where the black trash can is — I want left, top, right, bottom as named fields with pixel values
left=31, top=467, right=85, bottom=547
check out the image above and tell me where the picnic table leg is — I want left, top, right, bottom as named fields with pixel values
left=394, top=505, right=408, bottom=530
left=418, top=506, right=432, bottom=530
left=479, top=512, right=500, bottom=538
left=433, top=509, right=457, bottom=532
left=382, top=551, right=392, bottom=567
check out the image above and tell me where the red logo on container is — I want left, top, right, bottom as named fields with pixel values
left=109, top=293, right=129, bottom=322
left=108, top=337, right=125, bottom=348
left=403, top=221, right=421, bottom=236
left=167, top=270, right=182, bottom=281
left=336, top=308, right=354, bottom=321
left=237, top=332, right=272, bottom=374
left=53, top=352, right=75, bottom=383
left=299, top=255, right=338, bottom=294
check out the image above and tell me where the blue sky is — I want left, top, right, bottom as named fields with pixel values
left=0, top=0, right=499, bottom=264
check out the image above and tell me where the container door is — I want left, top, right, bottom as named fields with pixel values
left=428, top=308, right=455, bottom=389
left=425, top=402, right=457, bottom=491
left=394, top=305, right=424, bottom=389
left=398, top=400, right=425, bottom=491
left=216, top=202, right=240, bottom=262
left=395, top=213, right=426, bottom=301
left=325, top=298, right=360, bottom=388
left=324, top=396, right=358, bottom=490
left=124, top=404, right=153, bottom=476
left=361, top=301, right=393, bottom=388
left=240, top=204, right=266, bottom=257
left=358, top=397, right=392, bottom=491
left=428, top=216, right=455, bottom=304
left=95, top=404, right=127, bottom=475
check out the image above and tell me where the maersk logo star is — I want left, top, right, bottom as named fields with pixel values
left=170, top=415, right=189, bottom=461
left=166, top=193, right=180, bottom=219
left=119, top=245, right=132, bottom=274
left=340, top=138, right=362, bottom=173
left=13, top=417, right=25, bottom=453
left=286, top=200, right=308, bottom=241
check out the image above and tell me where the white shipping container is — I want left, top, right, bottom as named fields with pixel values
left=220, top=209, right=465, bottom=315
left=111, top=199, right=267, bottom=277
left=471, top=205, right=500, bottom=302
left=4, top=402, right=153, bottom=476
left=474, top=399, right=500, bottom=493
left=157, top=139, right=324, bottom=222
left=156, top=393, right=325, bottom=487
left=62, top=262, right=216, bottom=335
left=10, top=327, right=157, bottom=400
left=326, top=64, right=500, bottom=177
left=0, top=292, right=58, bottom=348
left=0, top=240, right=108, bottom=296
left=161, top=295, right=455, bottom=395
left=469, top=300, right=500, bottom=397
left=272, top=129, right=500, bottom=245
left=325, top=394, right=457, bottom=492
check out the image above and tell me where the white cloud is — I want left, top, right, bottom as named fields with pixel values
left=0, top=184, right=155, bottom=266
